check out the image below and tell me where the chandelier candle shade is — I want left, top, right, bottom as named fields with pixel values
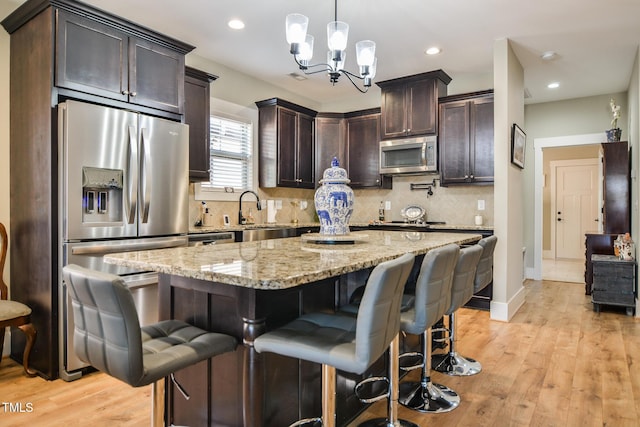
left=285, top=0, right=377, bottom=93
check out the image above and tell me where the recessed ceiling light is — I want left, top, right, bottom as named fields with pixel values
left=425, top=47, right=441, bottom=55
left=228, top=19, right=245, bottom=30
left=547, top=82, right=560, bottom=89
left=541, top=51, right=557, bottom=61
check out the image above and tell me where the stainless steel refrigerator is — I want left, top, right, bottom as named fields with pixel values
left=57, top=100, right=189, bottom=380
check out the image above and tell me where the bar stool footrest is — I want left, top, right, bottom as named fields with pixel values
left=398, top=381, right=460, bottom=413
left=398, top=351, right=423, bottom=371
left=289, top=417, right=322, bottom=427
left=354, top=376, right=390, bottom=404
left=431, top=326, right=451, bottom=344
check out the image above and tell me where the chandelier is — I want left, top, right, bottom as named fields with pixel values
left=285, top=0, right=377, bottom=93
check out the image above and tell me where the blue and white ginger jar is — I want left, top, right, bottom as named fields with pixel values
left=314, top=157, right=354, bottom=235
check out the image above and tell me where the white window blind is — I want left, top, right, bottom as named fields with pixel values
left=205, top=115, right=253, bottom=191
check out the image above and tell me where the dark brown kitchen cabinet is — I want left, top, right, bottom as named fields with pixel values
left=315, top=113, right=347, bottom=185
left=377, top=70, right=451, bottom=140
left=185, top=67, right=218, bottom=181
left=256, top=98, right=317, bottom=188
left=600, top=141, right=630, bottom=234
left=439, top=90, right=494, bottom=186
left=55, top=8, right=187, bottom=114
left=346, top=110, right=392, bottom=189
left=1, top=0, right=193, bottom=380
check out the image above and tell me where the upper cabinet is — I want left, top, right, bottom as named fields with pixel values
left=346, top=110, right=392, bottom=189
left=314, top=110, right=391, bottom=189
left=2, top=0, right=194, bottom=118
left=55, top=9, right=186, bottom=114
left=185, top=67, right=218, bottom=182
left=439, top=90, right=494, bottom=186
left=315, top=114, right=347, bottom=184
left=256, top=98, right=317, bottom=189
left=377, top=70, right=451, bottom=140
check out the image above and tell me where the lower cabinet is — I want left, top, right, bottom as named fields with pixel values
left=591, top=254, right=636, bottom=315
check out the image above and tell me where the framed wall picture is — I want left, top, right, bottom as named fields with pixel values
left=511, top=123, right=526, bottom=169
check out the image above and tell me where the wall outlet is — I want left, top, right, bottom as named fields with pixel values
left=478, top=200, right=485, bottom=211
left=300, top=200, right=308, bottom=210
left=385, top=201, right=391, bottom=210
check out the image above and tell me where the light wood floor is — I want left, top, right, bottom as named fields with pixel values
left=1, top=279, right=639, bottom=427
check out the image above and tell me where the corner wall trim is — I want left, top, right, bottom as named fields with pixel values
left=490, top=284, right=526, bottom=322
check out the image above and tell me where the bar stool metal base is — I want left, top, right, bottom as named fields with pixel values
left=432, top=352, right=482, bottom=376
left=398, top=380, right=460, bottom=413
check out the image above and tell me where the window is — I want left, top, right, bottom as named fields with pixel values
left=199, top=114, right=253, bottom=197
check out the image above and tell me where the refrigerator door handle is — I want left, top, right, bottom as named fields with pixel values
left=141, top=127, right=152, bottom=223
left=126, top=125, right=138, bottom=224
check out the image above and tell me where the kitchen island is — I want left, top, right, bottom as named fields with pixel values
left=105, top=230, right=481, bottom=427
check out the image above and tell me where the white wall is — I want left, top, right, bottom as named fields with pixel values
left=627, top=48, right=639, bottom=316
left=491, top=38, right=526, bottom=321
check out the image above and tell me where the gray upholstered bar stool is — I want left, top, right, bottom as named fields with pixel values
left=62, top=264, right=237, bottom=427
left=254, top=253, right=417, bottom=427
left=431, top=244, right=484, bottom=376
left=432, top=236, right=498, bottom=376
left=397, top=243, right=461, bottom=413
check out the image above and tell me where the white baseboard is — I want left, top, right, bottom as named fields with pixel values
left=490, top=285, right=526, bottom=322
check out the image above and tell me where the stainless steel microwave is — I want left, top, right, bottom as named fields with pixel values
left=379, top=135, right=437, bottom=174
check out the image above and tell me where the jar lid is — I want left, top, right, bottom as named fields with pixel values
left=320, top=157, right=350, bottom=184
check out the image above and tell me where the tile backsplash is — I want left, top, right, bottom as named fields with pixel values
left=190, top=175, right=494, bottom=228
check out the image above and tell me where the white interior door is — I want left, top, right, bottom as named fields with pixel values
left=552, top=160, right=599, bottom=259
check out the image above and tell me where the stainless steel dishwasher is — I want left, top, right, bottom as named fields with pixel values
left=188, top=231, right=237, bottom=246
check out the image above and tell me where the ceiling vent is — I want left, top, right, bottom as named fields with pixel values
left=288, top=72, right=307, bottom=81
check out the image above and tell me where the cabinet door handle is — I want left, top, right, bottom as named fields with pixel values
left=470, top=175, right=474, bottom=179
left=130, top=92, right=137, bottom=97
left=122, top=90, right=129, bottom=95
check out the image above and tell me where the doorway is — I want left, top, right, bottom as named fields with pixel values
left=550, top=159, right=599, bottom=260
left=532, top=133, right=604, bottom=282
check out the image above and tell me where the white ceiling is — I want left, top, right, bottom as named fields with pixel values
left=6, top=0, right=640, bottom=106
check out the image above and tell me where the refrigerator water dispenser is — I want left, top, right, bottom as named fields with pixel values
left=82, top=167, right=123, bottom=224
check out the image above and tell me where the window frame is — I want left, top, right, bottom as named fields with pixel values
left=195, top=100, right=258, bottom=202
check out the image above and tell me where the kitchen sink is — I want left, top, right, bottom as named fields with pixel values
left=241, top=227, right=296, bottom=242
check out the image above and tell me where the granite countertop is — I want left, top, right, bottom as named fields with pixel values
left=105, top=230, right=481, bottom=290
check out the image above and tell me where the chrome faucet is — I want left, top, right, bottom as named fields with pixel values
left=238, top=190, right=262, bottom=224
